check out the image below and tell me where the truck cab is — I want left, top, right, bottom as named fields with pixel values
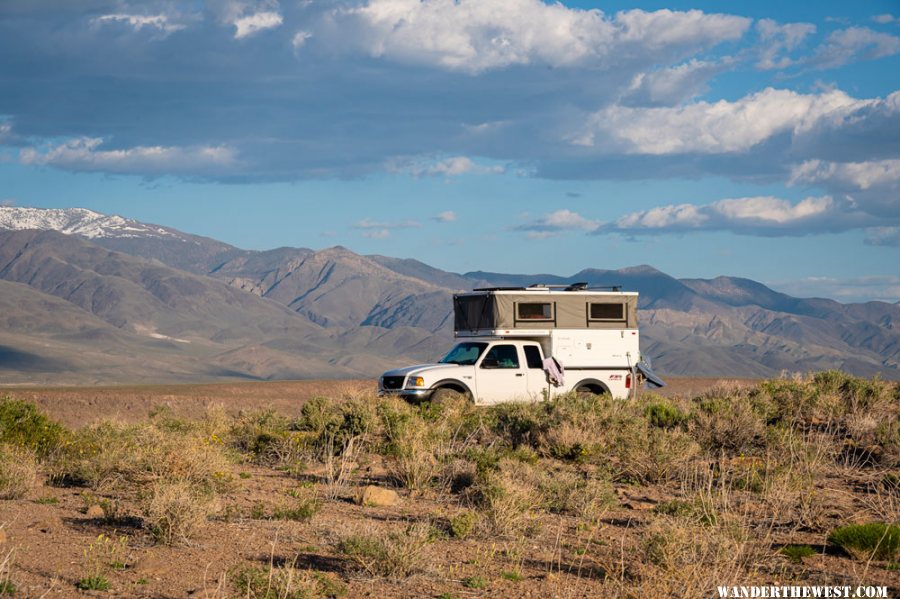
left=378, top=283, right=663, bottom=405
left=379, top=339, right=550, bottom=405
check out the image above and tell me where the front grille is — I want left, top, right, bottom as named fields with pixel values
left=382, top=376, right=405, bottom=390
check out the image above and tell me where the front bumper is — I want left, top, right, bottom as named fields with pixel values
left=377, top=386, right=434, bottom=401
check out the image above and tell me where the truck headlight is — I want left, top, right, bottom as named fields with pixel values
left=407, top=376, right=425, bottom=388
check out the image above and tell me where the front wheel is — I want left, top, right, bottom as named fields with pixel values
left=430, top=387, right=472, bottom=404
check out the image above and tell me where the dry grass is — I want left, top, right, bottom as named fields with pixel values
left=0, top=444, right=37, bottom=500
left=143, top=479, right=216, bottom=545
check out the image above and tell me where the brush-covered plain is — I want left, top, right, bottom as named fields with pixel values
left=0, top=372, right=897, bottom=598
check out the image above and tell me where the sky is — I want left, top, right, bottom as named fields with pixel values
left=0, top=0, right=898, bottom=303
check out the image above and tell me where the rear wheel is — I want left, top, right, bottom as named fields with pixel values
left=574, top=383, right=608, bottom=399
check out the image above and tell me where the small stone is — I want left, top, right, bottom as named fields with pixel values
left=0, top=530, right=7, bottom=544
left=358, top=485, right=399, bottom=507
left=85, top=504, right=105, bottom=519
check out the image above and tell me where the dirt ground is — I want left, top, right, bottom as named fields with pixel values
left=0, top=377, right=896, bottom=599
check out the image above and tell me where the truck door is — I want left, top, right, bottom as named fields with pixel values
left=522, top=344, right=550, bottom=401
left=474, top=343, right=529, bottom=404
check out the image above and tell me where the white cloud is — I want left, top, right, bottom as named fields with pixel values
left=755, top=18, right=815, bottom=70
left=331, top=2, right=749, bottom=74
left=872, top=14, right=897, bottom=25
left=233, top=11, right=283, bottom=39
left=362, top=229, right=390, bottom=239
left=595, top=195, right=897, bottom=237
left=624, top=59, right=727, bottom=106
left=403, top=156, right=505, bottom=177
left=790, top=159, right=900, bottom=190
left=19, top=137, right=237, bottom=176
left=433, top=210, right=456, bottom=223
left=810, top=26, right=900, bottom=69
left=514, top=209, right=601, bottom=238
left=292, top=30, right=312, bottom=51
left=93, top=13, right=187, bottom=35
left=577, top=87, right=869, bottom=154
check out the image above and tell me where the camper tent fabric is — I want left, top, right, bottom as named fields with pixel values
left=453, top=293, right=638, bottom=331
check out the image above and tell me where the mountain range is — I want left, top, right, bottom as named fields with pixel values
left=0, top=206, right=896, bottom=384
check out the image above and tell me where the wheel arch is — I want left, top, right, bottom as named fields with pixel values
left=573, top=378, right=611, bottom=396
left=431, top=378, right=474, bottom=399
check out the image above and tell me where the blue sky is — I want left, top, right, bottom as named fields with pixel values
left=1, top=0, right=898, bottom=302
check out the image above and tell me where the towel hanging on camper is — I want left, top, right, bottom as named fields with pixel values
left=542, top=356, right=565, bottom=386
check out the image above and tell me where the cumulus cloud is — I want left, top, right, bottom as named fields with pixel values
left=330, top=2, right=749, bottom=73
left=19, top=137, right=237, bottom=176
left=402, top=156, right=505, bottom=177
left=809, top=26, right=900, bottom=69
left=623, top=59, right=728, bottom=106
left=789, top=159, right=900, bottom=190
left=233, top=11, right=283, bottom=39
left=593, top=195, right=897, bottom=237
left=515, top=209, right=601, bottom=239
left=755, top=18, right=816, bottom=70
left=207, top=0, right=283, bottom=39
left=433, top=210, right=456, bottom=223
left=93, top=13, right=187, bottom=35
left=575, top=88, right=869, bottom=154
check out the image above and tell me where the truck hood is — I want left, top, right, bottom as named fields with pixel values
left=382, top=363, right=462, bottom=378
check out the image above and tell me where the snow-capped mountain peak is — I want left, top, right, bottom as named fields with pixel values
left=0, top=206, right=177, bottom=240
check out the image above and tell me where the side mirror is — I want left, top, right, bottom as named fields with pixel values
left=480, top=358, right=499, bottom=369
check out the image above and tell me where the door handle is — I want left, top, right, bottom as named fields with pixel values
left=515, top=373, right=524, bottom=377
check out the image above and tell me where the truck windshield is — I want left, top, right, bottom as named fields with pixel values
left=439, top=342, right=488, bottom=365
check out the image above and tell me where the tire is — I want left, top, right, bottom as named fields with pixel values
left=430, top=387, right=471, bottom=404
left=574, top=383, right=608, bottom=399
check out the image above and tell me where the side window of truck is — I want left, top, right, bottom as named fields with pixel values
left=523, top=345, right=543, bottom=369
left=480, top=345, right=520, bottom=369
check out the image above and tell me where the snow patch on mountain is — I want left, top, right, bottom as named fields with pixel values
left=0, top=207, right=177, bottom=240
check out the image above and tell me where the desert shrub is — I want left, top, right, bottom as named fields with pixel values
left=691, top=395, right=766, bottom=455
left=611, top=422, right=700, bottom=484
left=0, top=443, right=37, bottom=499
left=232, top=564, right=345, bottom=599
left=143, top=478, right=216, bottom=545
left=449, top=511, right=478, bottom=539
left=644, top=399, right=687, bottom=430
left=272, top=489, right=321, bottom=522
left=0, top=397, right=67, bottom=457
left=229, top=410, right=294, bottom=464
left=540, top=470, right=616, bottom=521
left=874, top=420, right=900, bottom=466
left=827, top=523, right=900, bottom=561
left=780, top=544, right=817, bottom=563
left=470, top=459, right=543, bottom=536
left=337, top=523, right=432, bottom=579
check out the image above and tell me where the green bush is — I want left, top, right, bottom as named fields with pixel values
left=827, top=523, right=900, bottom=561
left=449, top=511, right=478, bottom=539
left=644, top=400, right=687, bottom=430
left=0, top=397, right=67, bottom=457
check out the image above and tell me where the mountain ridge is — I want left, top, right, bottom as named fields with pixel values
left=0, top=206, right=896, bottom=383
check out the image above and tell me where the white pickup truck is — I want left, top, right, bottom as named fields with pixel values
left=378, top=284, right=663, bottom=405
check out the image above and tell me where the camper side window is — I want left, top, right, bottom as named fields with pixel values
left=517, top=302, right=552, bottom=320
left=588, top=302, right=625, bottom=322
